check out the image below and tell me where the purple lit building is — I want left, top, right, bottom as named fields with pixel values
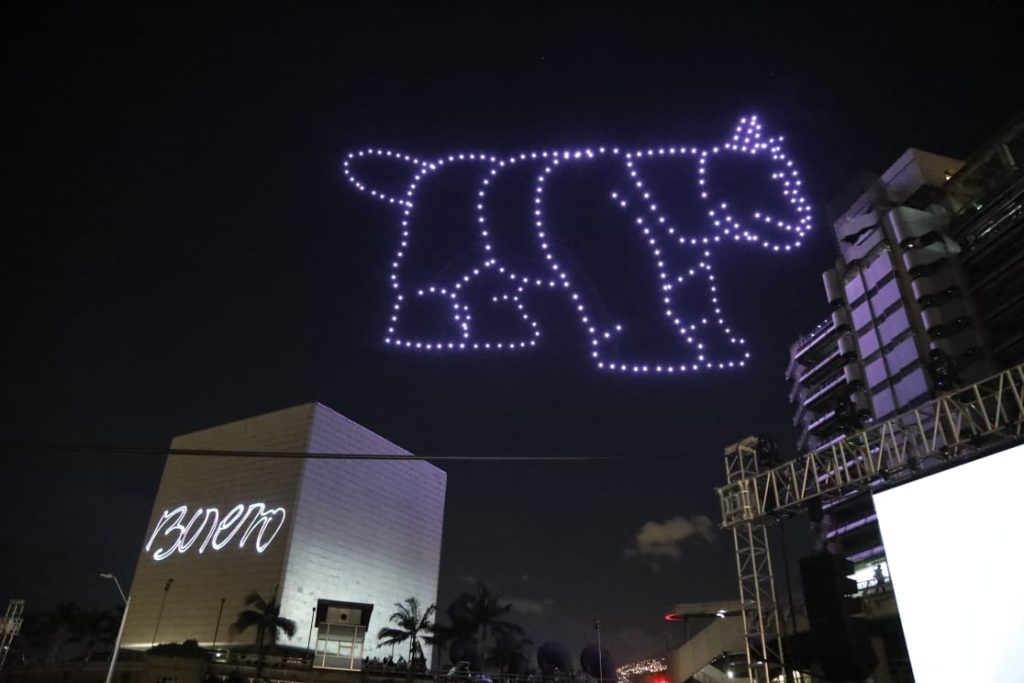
left=781, top=114, right=1024, bottom=680
left=121, top=403, right=447, bottom=670
left=788, top=115, right=1024, bottom=564
left=788, top=148, right=989, bottom=459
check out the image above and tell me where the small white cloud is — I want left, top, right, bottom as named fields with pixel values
left=506, top=596, right=554, bottom=615
left=625, top=515, right=716, bottom=560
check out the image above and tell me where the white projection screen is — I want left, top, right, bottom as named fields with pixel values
left=873, top=444, right=1024, bottom=683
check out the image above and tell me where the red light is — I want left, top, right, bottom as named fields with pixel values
left=664, top=612, right=686, bottom=622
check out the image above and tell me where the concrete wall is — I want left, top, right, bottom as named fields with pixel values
left=122, top=404, right=446, bottom=663
left=278, top=405, right=447, bottom=661
left=123, top=405, right=314, bottom=649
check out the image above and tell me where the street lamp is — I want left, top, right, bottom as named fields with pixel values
left=152, top=579, right=174, bottom=647
left=100, top=574, right=130, bottom=683
left=306, top=606, right=316, bottom=668
left=212, top=598, right=226, bottom=653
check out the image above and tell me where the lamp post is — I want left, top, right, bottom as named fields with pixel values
left=306, top=606, right=316, bottom=667
left=100, top=574, right=130, bottom=683
left=593, top=618, right=603, bottom=683
left=152, top=579, right=173, bottom=647
left=212, top=598, right=226, bottom=653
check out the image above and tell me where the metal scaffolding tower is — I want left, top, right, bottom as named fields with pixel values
left=0, top=599, right=25, bottom=672
left=724, top=436, right=786, bottom=682
left=718, top=361, right=1024, bottom=682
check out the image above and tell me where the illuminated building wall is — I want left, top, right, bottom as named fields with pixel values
left=121, top=403, right=447, bottom=661
left=787, top=115, right=1024, bottom=564
left=787, top=148, right=982, bottom=458
left=779, top=113, right=1023, bottom=682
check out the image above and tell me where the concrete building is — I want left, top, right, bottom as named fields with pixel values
left=786, top=148, right=995, bottom=456
left=777, top=114, right=1023, bottom=681
left=942, top=117, right=1024, bottom=369
left=121, top=403, right=447, bottom=670
left=787, top=114, right=1023, bottom=559
left=789, top=114, right=1023, bottom=457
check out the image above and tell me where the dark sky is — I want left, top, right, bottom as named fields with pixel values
left=2, top=1, right=1021, bottom=665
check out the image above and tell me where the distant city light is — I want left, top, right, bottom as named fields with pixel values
left=616, top=657, right=668, bottom=683
left=344, top=116, right=812, bottom=375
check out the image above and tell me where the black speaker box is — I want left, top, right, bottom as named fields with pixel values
left=800, top=553, right=878, bottom=681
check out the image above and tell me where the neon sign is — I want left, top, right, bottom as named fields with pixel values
left=344, top=115, right=812, bottom=374
left=145, top=503, right=287, bottom=561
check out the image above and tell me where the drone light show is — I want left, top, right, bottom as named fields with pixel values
left=344, top=116, right=812, bottom=375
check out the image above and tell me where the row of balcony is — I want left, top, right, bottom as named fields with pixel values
left=792, top=358, right=864, bottom=423
left=889, top=205, right=948, bottom=249
left=797, top=332, right=856, bottom=384
left=895, top=214, right=986, bottom=357
left=790, top=316, right=835, bottom=358
left=801, top=389, right=870, bottom=440
left=790, top=308, right=852, bottom=366
left=903, top=241, right=954, bottom=274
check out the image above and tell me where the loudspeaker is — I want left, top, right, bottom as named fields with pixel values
left=806, top=498, right=824, bottom=523
left=800, top=553, right=877, bottom=681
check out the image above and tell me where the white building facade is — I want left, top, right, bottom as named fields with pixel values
left=121, top=403, right=447, bottom=667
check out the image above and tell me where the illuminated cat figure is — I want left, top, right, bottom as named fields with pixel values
left=344, top=116, right=812, bottom=374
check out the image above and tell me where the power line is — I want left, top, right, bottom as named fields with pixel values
left=3, top=442, right=676, bottom=462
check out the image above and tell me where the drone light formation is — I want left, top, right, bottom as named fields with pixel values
left=343, top=116, right=812, bottom=375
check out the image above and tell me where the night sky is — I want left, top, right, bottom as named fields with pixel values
left=2, top=2, right=1021, bottom=664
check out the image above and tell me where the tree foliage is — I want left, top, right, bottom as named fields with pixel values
left=430, top=582, right=527, bottom=671
left=18, top=602, right=120, bottom=664
left=231, top=591, right=297, bottom=677
left=377, top=597, right=435, bottom=665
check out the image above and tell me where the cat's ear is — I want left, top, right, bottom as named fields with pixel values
left=701, top=115, right=813, bottom=250
left=343, top=149, right=425, bottom=207
left=723, top=115, right=768, bottom=152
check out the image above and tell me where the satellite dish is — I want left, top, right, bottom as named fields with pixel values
left=537, top=642, right=571, bottom=674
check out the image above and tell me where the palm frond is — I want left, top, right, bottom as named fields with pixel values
left=242, top=592, right=268, bottom=612
left=491, top=620, right=524, bottom=638
left=232, top=609, right=264, bottom=634
left=377, top=627, right=411, bottom=645
left=276, top=616, right=298, bottom=639
left=417, top=603, right=437, bottom=631
left=424, top=621, right=459, bottom=646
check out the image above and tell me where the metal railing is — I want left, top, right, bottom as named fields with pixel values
left=718, top=361, right=1024, bottom=528
left=792, top=317, right=835, bottom=355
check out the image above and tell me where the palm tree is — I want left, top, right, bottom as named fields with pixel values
left=486, top=631, right=532, bottom=674
left=80, top=608, right=118, bottom=661
left=43, top=601, right=82, bottom=664
left=231, top=592, right=297, bottom=679
left=425, top=609, right=481, bottom=670
left=449, top=583, right=522, bottom=644
left=377, top=597, right=436, bottom=667
left=423, top=618, right=479, bottom=671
